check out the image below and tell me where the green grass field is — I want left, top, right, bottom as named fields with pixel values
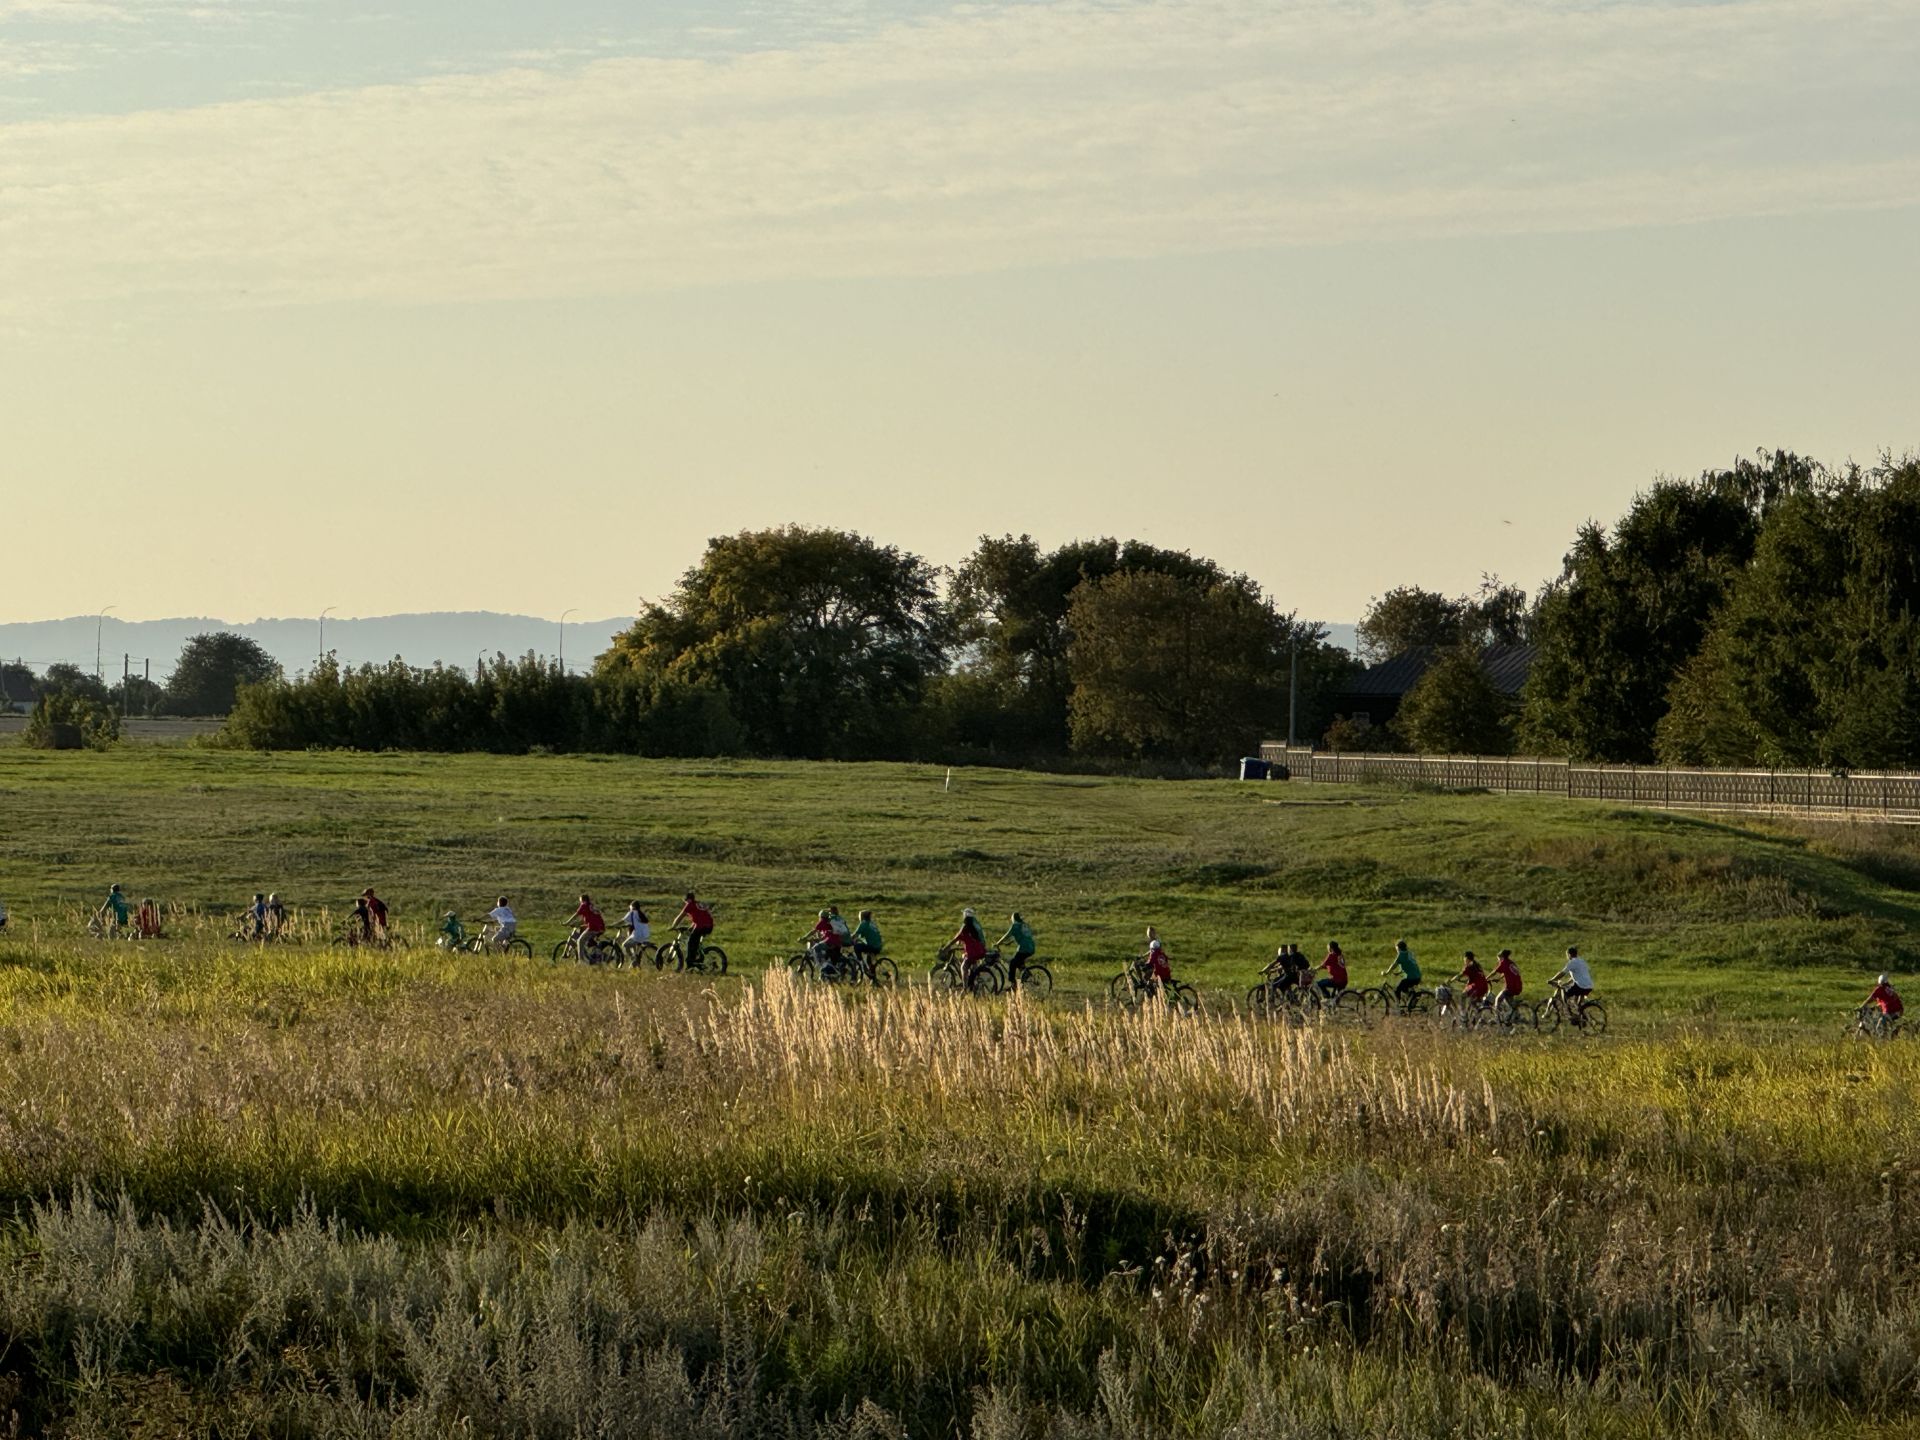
left=0, top=749, right=1915, bottom=1436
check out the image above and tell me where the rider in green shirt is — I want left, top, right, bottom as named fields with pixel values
left=999, top=912, right=1036, bottom=964
left=1384, top=939, right=1422, bottom=1001
left=438, top=910, right=466, bottom=949
left=98, top=885, right=132, bottom=932
left=852, top=910, right=884, bottom=959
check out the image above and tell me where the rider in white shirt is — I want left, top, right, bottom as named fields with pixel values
left=487, top=897, right=517, bottom=942
left=1552, top=946, right=1595, bottom=998
left=622, top=902, right=650, bottom=953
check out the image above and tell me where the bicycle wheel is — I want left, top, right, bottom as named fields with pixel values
left=868, top=956, right=899, bottom=987
left=504, top=936, right=532, bottom=959
left=702, top=946, right=728, bottom=976
left=1579, top=1000, right=1608, bottom=1034
left=1168, top=982, right=1199, bottom=1013
left=930, top=958, right=962, bottom=989
left=1534, top=999, right=1560, bottom=1034
left=1108, top=971, right=1137, bottom=1004
left=1405, top=988, right=1434, bottom=1016
left=965, top=962, right=1003, bottom=996
left=1359, top=987, right=1391, bottom=1018
left=549, top=939, right=573, bottom=965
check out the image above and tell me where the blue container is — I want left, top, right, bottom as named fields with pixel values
left=1238, top=757, right=1270, bottom=781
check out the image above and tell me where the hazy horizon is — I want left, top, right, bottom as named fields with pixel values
left=4, top=0, right=1915, bottom=623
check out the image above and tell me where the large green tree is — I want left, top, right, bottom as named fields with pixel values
left=1064, top=570, right=1346, bottom=761
left=1392, top=647, right=1516, bottom=755
left=949, top=535, right=1225, bottom=751
left=597, top=526, right=944, bottom=759
left=165, top=632, right=282, bottom=716
left=1356, top=577, right=1530, bottom=663
left=1654, top=458, right=1920, bottom=770
left=1521, top=452, right=1814, bottom=761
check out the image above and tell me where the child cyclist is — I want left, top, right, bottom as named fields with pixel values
left=1316, top=941, right=1348, bottom=999
left=946, top=908, right=990, bottom=982
left=852, top=909, right=884, bottom=965
left=1550, top=946, right=1596, bottom=1001
left=673, top=892, right=715, bottom=967
left=998, top=911, right=1037, bottom=979
left=620, top=901, right=650, bottom=960
left=437, top=910, right=466, bottom=950
left=568, top=894, right=607, bottom=956
left=1383, top=939, right=1422, bottom=1003
left=1865, top=973, right=1904, bottom=1029
left=486, top=896, right=517, bottom=948
left=1449, top=950, right=1490, bottom=1014
left=806, top=909, right=845, bottom=970
left=1492, top=949, right=1524, bottom=1017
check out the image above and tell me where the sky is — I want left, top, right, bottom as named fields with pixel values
left=3, top=0, right=1917, bottom=630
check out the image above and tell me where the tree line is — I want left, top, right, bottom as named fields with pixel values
left=220, top=528, right=1356, bottom=766
left=1338, top=451, right=1920, bottom=770
left=8, top=634, right=281, bottom=751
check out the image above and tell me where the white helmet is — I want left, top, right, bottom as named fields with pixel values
left=1879, top=973, right=1890, bottom=985
left=962, top=908, right=974, bottom=919
left=1148, top=939, right=1163, bottom=951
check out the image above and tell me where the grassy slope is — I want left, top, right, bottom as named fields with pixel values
left=2, top=748, right=1916, bottom=1020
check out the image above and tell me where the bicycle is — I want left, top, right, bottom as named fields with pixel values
left=551, top=927, right=622, bottom=966
left=467, top=922, right=533, bottom=959
left=1849, top=1004, right=1903, bottom=1041
left=85, top=915, right=135, bottom=942
left=789, top=938, right=857, bottom=983
left=976, top=951, right=1052, bottom=997
left=1109, top=954, right=1197, bottom=1012
left=931, top=945, right=1001, bottom=995
left=1534, top=980, right=1608, bottom=1035
left=656, top=924, right=728, bottom=976
left=1358, top=979, right=1437, bottom=1019
left=332, top=924, right=404, bottom=951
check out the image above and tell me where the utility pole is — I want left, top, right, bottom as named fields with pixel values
left=319, top=606, right=337, bottom=669
left=123, top=654, right=130, bottom=717
left=559, top=608, right=579, bottom=674
left=1287, top=634, right=1299, bottom=749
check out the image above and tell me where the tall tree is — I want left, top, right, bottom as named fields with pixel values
left=1393, top=647, right=1516, bottom=755
left=1065, top=570, right=1347, bottom=761
left=597, top=526, right=944, bottom=759
left=1520, top=452, right=1812, bottom=761
left=165, top=632, right=282, bottom=716
left=1356, top=576, right=1531, bottom=663
left=950, top=535, right=1225, bottom=750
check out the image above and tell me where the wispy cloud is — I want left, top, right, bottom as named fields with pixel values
left=3, top=0, right=1917, bottom=313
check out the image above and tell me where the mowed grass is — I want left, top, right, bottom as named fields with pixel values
left=0, top=749, right=1918, bottom=1435
left=2, top=746, right=1917, bottom=1019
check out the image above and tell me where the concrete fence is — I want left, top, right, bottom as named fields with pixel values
left=1258, top=744, right=1920, bottom=822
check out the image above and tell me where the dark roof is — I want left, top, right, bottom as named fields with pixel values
left=1342, top=645, right=1536, bottom=699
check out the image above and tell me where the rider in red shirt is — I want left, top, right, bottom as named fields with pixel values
left=1868, top=974, right=1904, bottom=1017
left=1316, top=942, right=1347, bottom=998
left=674, top=891, right=716, bottom=965
left=1492, top=949, right=1523, bottom=1004
left=1453, top=951, right=1490, bottom=1005
left=572, top=893, right=606, bottom=935
left=1146, top=938, right=1172, bottom=983
left=808, top=909, right=843, bottom=965
left=362, top=888, right=389, bottom=939
left=948, top=909, right=989, bottom=978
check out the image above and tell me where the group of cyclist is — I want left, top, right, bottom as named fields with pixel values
left=11, top=882, right=1908, bottom=1033
left=1259, top=938, right=1601, bottom=1020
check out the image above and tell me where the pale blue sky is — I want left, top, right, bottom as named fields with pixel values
left=2, top=0, right=1916, bottom=626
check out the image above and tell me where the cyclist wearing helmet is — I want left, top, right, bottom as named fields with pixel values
left=438, top=910, right=466, bottom=949
left=264, top=893, right=288, bottom=938
left=1867, top=973, right=1904, bottom=1019
left=1144, top=937, right=1173, bottom=990
left=807, top=908, right=845, bottom=968
left=852, top=909, right=884, bottom=962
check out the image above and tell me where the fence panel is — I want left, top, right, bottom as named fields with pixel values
left=1264, top=744, right=1920, bottom=823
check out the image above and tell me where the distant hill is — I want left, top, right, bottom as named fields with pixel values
left=0, top=612, right=633, bottom=682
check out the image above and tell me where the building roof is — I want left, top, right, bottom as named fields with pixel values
left=1342, top=644, right=1536, bottom=699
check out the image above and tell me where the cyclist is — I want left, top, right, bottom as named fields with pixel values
left=1316, top=941, right=1348, bottom=1000
left=486, top=896, right=517, bottom=947
left=349, top=893, right=373, bottom=942
left=135, top=898, right=164, bottom=940
left=1260, top=943, right=1301, bottom=995
left=806, top=909, right=845, bottom=970
left=437, top=910, right=466, bottom=950
left=1383, top=939, right=1422, bottom=1004
left=620, top=901, right=650, bottom=959
left=827, top=906, right=852, bottom=949
left=998, top=911, right=1037, bottom=978
left=852, top=909, right=884, bottom=966
left=674, top=891, right=715, bottom=968
left=264, top=893, right=288, bottom=938
left=362, top=888, right=389, bottom=942
left=569, top=893, right=607, bottom=954
left=1550, top=946, right=1596, bottom=1004
left=97, top=884, right=133, bottom=936
left=1450, top=951, right=1490, bottom=1014
left=1492, top=948, right=1523, bottom=1015
left=246, top=892, right=269, bottom=940
left=1866, top=973, right=1904, bottom=1021
left=947, top=908, right=990, bottom=982
left=1144, top=937, right=1173, bottom=995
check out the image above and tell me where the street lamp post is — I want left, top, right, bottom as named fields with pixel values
left=96, top=605, right=117, bottom=682
left=318, top=606, right=337, bottom=669
left=559, top=608, right=580, bottom=674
